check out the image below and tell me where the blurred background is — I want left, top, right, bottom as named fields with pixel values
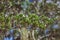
left=0, top=0, right=60, bottom=40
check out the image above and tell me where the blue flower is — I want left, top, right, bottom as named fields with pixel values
left=29, top=0, right=34, bottom=2
left=4, top=37, right=10, bottom=40
left=10, top=36, right=14, bottom=40
left=4, top=35, right=14, bottom=40
left=52, top=24, right=59, bottom=29
left=44, top=29, right=50, bottom=34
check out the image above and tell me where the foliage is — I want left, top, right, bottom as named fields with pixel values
left=0, top=0, right=60, bottom=40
